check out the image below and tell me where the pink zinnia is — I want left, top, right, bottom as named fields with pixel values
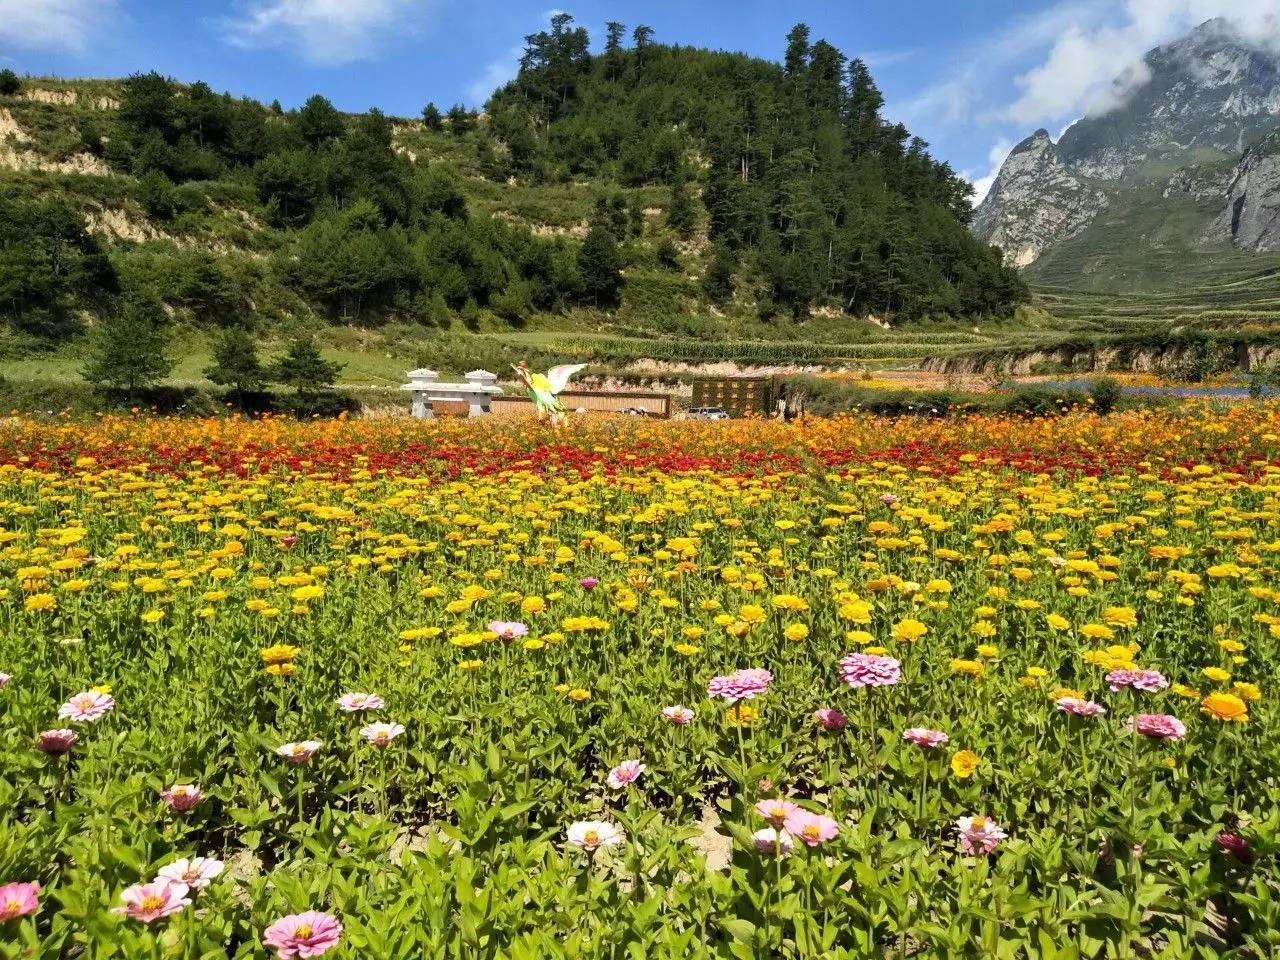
left=277, top=741, right=321, bottom=764
left=755, top=798, right=800, bottom=828
left=161, top=784, right=203, bottom=813
left=112, top=879, right=191, bottom=923
left=336, top=693, right=384, bottom=712
left=1127, top=714, right=1186, bottom=741
left=814, top=707, right=849, bottom=731
left=1055, top=697, right=1107, bottom=718
left=157, top=857, right=224, bottom=890
left=606, top=759, right=645, bottom=789
left=840, top=652, right=901, bottom=688
left=784, top=809, right=839, bottom=847
left=359, top=723, right=405, bottom=748
left=1106, top=669, right=1168, bottom=693
left=58, top=690, right=114, bottom=722
left=752, top=828, right=794, bottom=856
left=579, top=577, right=600, bottom=590
left=487, top=621, right=528, bottom=640
left=903, top=727, right=949, bottom=748
left=661, top=705, right=695, bottom=725
left=0, top=882, right=40, bottom=921
left=263, top=911, right=343, bottom=959
left=880, top=493, right=900, bottom=506
left=36, top=729, right=77, bottom=754
left=707, top=668, right=773, bottom=704
left=0, top=672, right=10, bottom=689
left=956, top=815, right=1007, bottom=855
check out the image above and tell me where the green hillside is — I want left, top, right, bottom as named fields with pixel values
left=0, top=17, right=1027, bottom=407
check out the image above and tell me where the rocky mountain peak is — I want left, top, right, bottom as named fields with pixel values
left=974, top=18, right=1280, bottom=266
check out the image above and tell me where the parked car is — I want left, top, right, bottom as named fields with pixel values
left=619, top=407, right=652, bottom=416
left=688, top=406, right=730, bottom=420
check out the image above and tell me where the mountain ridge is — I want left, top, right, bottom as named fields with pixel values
left=974, top=17, right=1280, bottom=284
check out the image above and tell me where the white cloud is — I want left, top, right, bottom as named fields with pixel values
left=222, top=0, right=434, bottom=65
left=0, top=0, right=115, bottom=54
left=466, top=44, right=522, bottom=105
left=965, top=139, right=1014, bottom=205
left=464, top=9, right=566, bottom=107
left=1002, top=0, right=1280, bottom=123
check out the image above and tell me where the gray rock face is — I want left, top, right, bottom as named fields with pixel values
left=1214, top=131, right=1280, bottom=249
left=970, top=130, right=1107, bottom=267
left=974, top=17, right=1280, bottom=264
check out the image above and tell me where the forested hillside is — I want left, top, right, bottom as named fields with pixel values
left=0, top=17, right=1025, bottom=368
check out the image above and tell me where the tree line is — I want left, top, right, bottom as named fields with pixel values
left=0, top=17, right=1024, bottom=379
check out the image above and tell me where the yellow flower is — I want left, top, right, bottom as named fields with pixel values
left=521, top=596, right=546, bottom=616
left=459, top=659, right=484, bottom=672
left=1080, top=623, right=1115, bottom=640
left=1201, top=666, right=1231, bottom=683
left=1231, top=681, right=1261, bottom=702
left=567, top=688, right=591, bottom=702
left=140, top=610, right=165, bottom=624
left=260, top=643, right=301, bottom=665
left=949, top=658, right=985, bottom=678
left=1050, top=687, right=1084, bottom=702
left=265, top=662, right=295, bottom=677
left=951, top=750, right=979, bottom=779
left=1103, top=606, right=1137, bottom=628
left=1200, top=692, right=1248, bottom=723
left=1026, top=666, right=1048, bottom=678
left=892, top=618, right=928, bottom=642
left=522, top=638, right=545, bottom=651
left=674, top=643, right=701, bottom=657
left=1218, top=639, right=1246, bottom=654
left=975, top=644, right=999, bottom=659
left=783, top=623, right=809, bottom=642
left=771, top=594, right=810, bottom=613
left=1044, top=613, right=1070, bottom=631
left=971, top=620, right=997, bottom=638
left=726, top=704, right=758, bottom=727
left=1172, top=683, right=1201, bottom=700
left=24, top=593, right=56, bottom=612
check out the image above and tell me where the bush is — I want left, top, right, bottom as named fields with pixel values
left=1090, top=376, right=1121, bottom=414
left=0, top=69, right=20, bottom=96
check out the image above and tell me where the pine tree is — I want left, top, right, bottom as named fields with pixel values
left=422, top=102, right=443, bottom=130
left=272, top=337, right=343, bottom=393
left=82, top=294, right=173, bottom=393
left=702, top=244, right=736, bottom=303
left=296, top=94, right=344, bottom=146
left=206, top=327, right=266, bottom=395
left=667, top=170, right=699, bottom=239
left=0, top=69, right=20, bottom=96
left=577, top=223, right=623, bottom=306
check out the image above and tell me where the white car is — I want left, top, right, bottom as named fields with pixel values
left=688, top=406, right=730, bottom=420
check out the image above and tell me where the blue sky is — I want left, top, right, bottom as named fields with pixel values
left=2, top=0, right=1277, bottom=200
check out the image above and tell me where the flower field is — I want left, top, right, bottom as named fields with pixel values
left=2, top=406, right=1279, bottom=959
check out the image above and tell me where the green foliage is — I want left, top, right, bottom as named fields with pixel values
left=81, top=293, right=173, bottom=392
left=577, top=222, right=623, bottom=306
left=0, top=192, right=115, bottom=339
left=702, top=244, right=737, bottom=304
left=206, top=326, right=267, bottom=393
left=1, top=19, right=1027, bottom=356
left=1089, top=376, right=1121, bottom=413
left=272, top=336, right=343, bottom=392
left=0, top=69, right=19, bottom=96
left=492, top=16, right=1026, bottom=320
